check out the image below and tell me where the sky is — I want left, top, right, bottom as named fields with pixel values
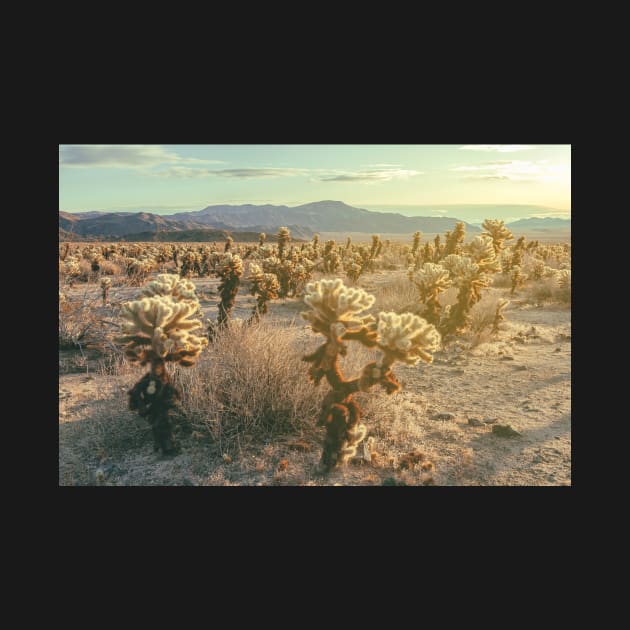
left=59, top=144, right=571, bottom=222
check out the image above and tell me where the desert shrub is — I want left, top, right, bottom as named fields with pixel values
left=527, top=270, right=571, bottom=305
left=174, top=320, right=324, bottom=444
left=59, top=291, right=106, bottom=351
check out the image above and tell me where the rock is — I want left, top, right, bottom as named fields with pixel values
left=451, top=369, right=466, bottom=375
left=513, top=365, right=528, bottom=371
left=483, top=417, right=498, bottom=424
left=492, top=424, right=522, bottom=438
left=555, top=347, right=562, bottom=352
left=382, top=477, right=406, bottom=486
left=468, top=417, right=484, bottom=427
left=432, top=412, right=455, bottom=421
left=287, top=440, right=311, bottom=452
left=359, top=441, right=372, bottom=462
left=500, top=355, right=515, bottom=361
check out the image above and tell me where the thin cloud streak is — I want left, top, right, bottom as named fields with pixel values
left=59, top=145, right=225, bottom=168
left=459, top=145, right=536, bottom=153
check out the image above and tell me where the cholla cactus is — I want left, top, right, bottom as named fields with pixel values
left=277, top=226, right=290, bottom=259
left=118, top=285, right=208, bottom=454
left=248, top=263, right=279, bottom=321
left=441, top=255, right=489, bottom=335
left=259, top=232, right=266, bottom=247
left=100, top=277, right=111, bottom=305
left=492, top=299, right=509, bottom=334
left=62, top=257, right=81, bottom=286
left=468, top=235, right=501, bottom=274
left=209, top=252, right=244, bottom=339
left=482, top=219, right=514, bottom=255
left=557, top=269, right=571, bottom=290
left=142, top=273, right=199, bottom=304
left=411, top=231, right=422, bottom=255
left=302, top=279, right=440, bottom=472
left=224, top=236, right=233, bottom=253
left=413, top=262, right=451, bottom=325
left=443, top=222, right=466, bottom=257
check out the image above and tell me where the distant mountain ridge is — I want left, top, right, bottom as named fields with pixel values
left=505, top=217, right=571, bottom=231
left=61, top=201, right=569, bottom=242
left=161, top=200, right=482, bottom=234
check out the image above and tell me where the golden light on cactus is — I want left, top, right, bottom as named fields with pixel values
left=482, top=218, right=514, bottom=254
left=118, top=275, right=208, bottom=455
left=142, top=273, right=199, bottom=303
left=376, top=312, right=440, bottom=365
left=119, top=296, right=208, bottom=365
left=302, top=278, right=375, bottom=334
left=468, top=235, right=502, bottom=274
left=301, top=278, right=439, bottom=472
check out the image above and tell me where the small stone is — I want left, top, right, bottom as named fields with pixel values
left=451, top=369, right=465, bottom=375
left=483, top=417, right=498, bottom=424
left=432, top=412, right=455, bottom=421
left=500, top=356, right=515, bottom=361
left=382, top=477, right=406, bottom=486
left=513, top=365, right=528, bottom=371
left=555, top=347, right=562, bottom=352
left=468, top=417, right=484, bottom=427
left=287, top=440, right=311, bottom=452
left=492, top=424, right=522, bottom=438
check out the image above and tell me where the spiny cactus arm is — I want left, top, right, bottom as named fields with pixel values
left=376, top=312, right=441, bottom=367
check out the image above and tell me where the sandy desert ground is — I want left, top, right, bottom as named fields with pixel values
left=59, top=266, right=570, bottom=486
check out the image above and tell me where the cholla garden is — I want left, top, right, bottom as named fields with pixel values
left=99, top=219, right=571, bottom=478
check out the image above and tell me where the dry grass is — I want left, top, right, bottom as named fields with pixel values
left=372, top=275, right=419, bottom=313
left=527, top=277, right=571, bottom=305
left=173, top=319, right=325, bottom=448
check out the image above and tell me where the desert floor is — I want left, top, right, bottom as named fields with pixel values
left=59, top=270, right=570, bottom=486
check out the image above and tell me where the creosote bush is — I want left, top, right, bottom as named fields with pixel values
left=302, top=278, right=440, bottom=472
left=174, top=320, right=324, bottom=444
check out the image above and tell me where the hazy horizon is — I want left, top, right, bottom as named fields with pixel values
left=59, top=144, right=571, bottom=222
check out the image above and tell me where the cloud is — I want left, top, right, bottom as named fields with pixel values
left=451, top=160, right=568, bottom=182
left=148, top=167, right=307, bottom=179
left=59, top=145, right=224, bottom=168
left=318, top=168, right=422, bottom=183
left=459, top=145, right=537, bottom=153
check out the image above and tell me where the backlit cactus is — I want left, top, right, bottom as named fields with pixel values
left=100, top=277, right=111, bottom=305
left=440, top=255, right=489, bottom=335
left=142, top=273, right=199, bottom=304
left=277, top=226, right=290, bottom=259
left=482, top=219, right=514, bottom=255
left=413, top=262, right=451, bottom=325
left=118, top=279, right=208, bottom=454
left=468, top=235, right=501, bottom=274
left=411, top=231, right=422, bottom=255
left=302, top=279, right=440, bottom=472
left=248, top=263, right=280, bottom=321
left=443, top=221, right=466, bottom=257
left=209, top=252, right=244, bottom=339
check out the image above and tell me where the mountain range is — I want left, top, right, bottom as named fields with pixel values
left=59, top=200, right=570, bottom=241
